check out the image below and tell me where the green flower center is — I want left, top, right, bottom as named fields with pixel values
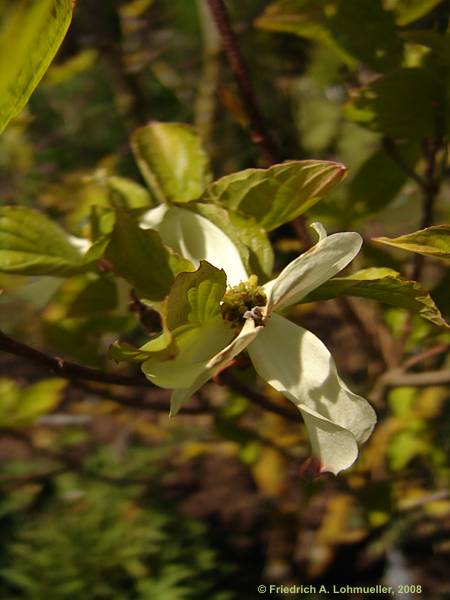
left=220, top=275, right=267, bottom=327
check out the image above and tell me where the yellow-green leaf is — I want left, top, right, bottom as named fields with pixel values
left=389, top=0, right=442, bottom=25
left=0, top=207, right=88, bottom=276
left=207, top=160, right=347, bottom=231
left=303, top=267, right=449, bottom=329
left=374, top=225, right=450, bottom=262
left=163, top=260, right=227, bottom=331
left=0, top=0, right=73, bottom=133
left=131, top=121, right=212, bottom=204
left=0, top=378, right=66, bottom=428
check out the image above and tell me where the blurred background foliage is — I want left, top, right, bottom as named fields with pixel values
left=1, top=0, right=450, bottom=598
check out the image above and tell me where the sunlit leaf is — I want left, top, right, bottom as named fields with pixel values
left=303, top=267, right=449, bottom=328
left=109, top=338, right=171, bottom=363
left=388, top=0, right=442, bottom=25
left=112, top=262, right=228, bottom=366
left=131, top=121, right=212, bottom=203
left=44, top=48, right=98, bottom=86
left=0, top=0, right=73, bottom=133
left=142, top=316, right=234, bottom=391
left=163, top=260, right=226, bottom=330
left=107, top=176, right=153, bottom=209
left=374, top=225, right=450, bottom=261
left=0, top=207, right=89, bottom=276
left=207, top=160, right=347, bottom=231
left=400, top=30, right=450, bottom=66
left=0, top=378, right=65, bottom=428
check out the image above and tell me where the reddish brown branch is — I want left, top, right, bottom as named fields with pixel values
left=0, top=330, right=302, bottom=422
left=206, top=0, right=278, bottom=166
left=0, top=330, right=151, bottom=388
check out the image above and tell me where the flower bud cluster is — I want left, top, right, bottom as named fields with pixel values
left=220, top=275, right=267, bottom=327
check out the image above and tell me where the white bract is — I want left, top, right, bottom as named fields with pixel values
left=142, top=222, right=376, bottom=475
left=140, top=205, right=248, bottom=286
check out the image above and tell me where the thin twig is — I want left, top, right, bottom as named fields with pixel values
left=382, top=137, right=425, bottom=188
left=0, top=331, right=301, bottom=420
left=335, top=297, right=387, bottom=371
left=72, top=381, right=208, bottom=415
left=369, top=342, right=450, bottom=405
left=195, top=0, right=221, bottom=150
left=410, top=136, right=442, bottom=282
left=370, top=367, right=450, bottom=405
left=0, top=330, right=151, bottom=388
left=129, top=289, right=162, bottom=334
left=206, top=0, right=278, bottom=165
left=381, top=369, right=450, bottom=388
left=401, top=342, right=449, bottom=371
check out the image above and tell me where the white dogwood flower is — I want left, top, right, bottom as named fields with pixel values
left=140, top=204, right=248, bottom=286
left=142, top=223, right=376, bottom=474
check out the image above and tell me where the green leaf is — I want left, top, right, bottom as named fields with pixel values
left=0, top=0, right=73, bottom=133
left=141, top=315, right=234, bottom=393
left=163, top=260, right=226, bottom=330
left=107, top=175, right=153, bottom=209
left=207, top=160, right=347, bottom=232
left=256, top=0, right=402, bottom=71
left=0, top=207, right=88, bottom=276
left=66, top=277, right=118, bottom=318
left=348, top=142, right=420, bottom=218
left=0, top=378, right=65, bottom=428
left=303, top=267, right=449, bottom=328
left=89, top=205, right=116, bottom=240
left=389, top=0, right=442, bottom=25
left=401, top=30, right=450, bottom=66
left=131, top=121, right=212, bottom=203
left=345, top=68, right=445, bottom=138
left=109, top=339, right=171, bottom=363
left=374, top=225, right=450, bottom=261
left=190, top=203, right=274, bottom=279
left=105, top=209, right=193, bottom=301
left=114, top=262, right=228, bottom=375
left=111, top=261, right=227, bottom=366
